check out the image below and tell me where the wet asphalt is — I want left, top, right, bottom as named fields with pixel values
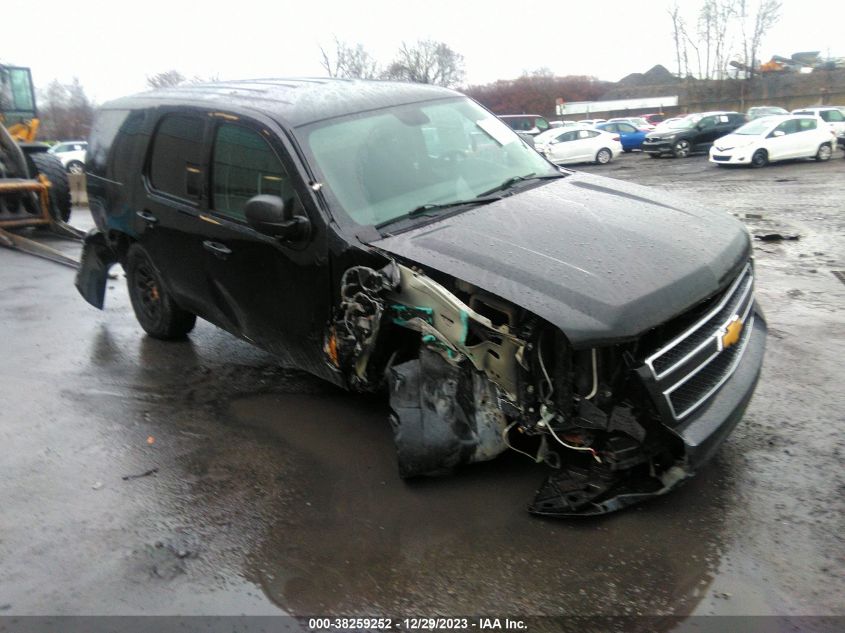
left=0, top=151, right=843, bottom=625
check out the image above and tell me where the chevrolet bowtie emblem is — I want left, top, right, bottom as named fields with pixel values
left=720, top=316, right=744, bottom=349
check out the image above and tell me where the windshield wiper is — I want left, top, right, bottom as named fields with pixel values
left=406, top=195, right=505, bottom=218
left=478, top=172, right=567, bottom=197
left=376, top=196, right=504, bottom=230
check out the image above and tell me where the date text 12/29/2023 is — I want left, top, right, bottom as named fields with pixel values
left=307, top=617, right=528, bottom=630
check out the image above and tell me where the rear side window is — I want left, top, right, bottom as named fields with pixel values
left=821, top=110, right=844, bottom=123
left=87, top=109, right=130, bottom=178
left=149, top=114, right=205, bottom=200
left=212, top=123, right=291, bottom=221
left=798, top=119, right=817, bottom=131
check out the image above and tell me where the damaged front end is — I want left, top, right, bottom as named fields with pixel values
left=326, top=259, right=765, bottom=517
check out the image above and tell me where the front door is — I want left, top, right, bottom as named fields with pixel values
left=765, top=118, right=801, bottom=160
left=197, top=119, right=334, bottom=378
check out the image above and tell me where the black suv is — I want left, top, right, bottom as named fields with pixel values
left=76, top=79, right=765, bottom=517
left=643, top=111, right=748, bottom=158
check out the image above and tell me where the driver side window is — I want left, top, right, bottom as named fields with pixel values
left=773, top=120, right=799, bottom=135
left=212, top=123, right=293, bottom=221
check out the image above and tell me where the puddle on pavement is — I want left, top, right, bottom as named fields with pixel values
left=220, top=392, right=736, bottom=620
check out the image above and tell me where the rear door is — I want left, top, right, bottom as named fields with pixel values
left=794, top=118, right=822, bottom=157
left=137, top=111, right=211, bottom=317
left=573, top=129, right=600, bottom=161
left=196, top=117, right=333, bottom=372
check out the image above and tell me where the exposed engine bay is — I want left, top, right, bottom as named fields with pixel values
left=326, top=260, right=694, bottom=517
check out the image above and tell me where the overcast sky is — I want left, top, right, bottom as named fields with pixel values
left=5, top=0, right=844, bottom=103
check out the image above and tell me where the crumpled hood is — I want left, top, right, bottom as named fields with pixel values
left=372, top=172, right=750, bottom=347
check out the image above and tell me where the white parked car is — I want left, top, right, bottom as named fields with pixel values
left=535, top=127, right=623, bottom=165
left=709, top=115, right=836, bottom=167
left=790, top=107, right=845, bottom=136
left=578, top=118, right=606, bottom=127
left=48, top=141, right=87, bottom=174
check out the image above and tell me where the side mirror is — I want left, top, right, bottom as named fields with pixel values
left=244, top=194, right=311, bottom=242
left=772, top=130, right=786, bottom=137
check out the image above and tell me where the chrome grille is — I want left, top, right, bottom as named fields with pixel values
left=644, top=263, right=755, bottom=420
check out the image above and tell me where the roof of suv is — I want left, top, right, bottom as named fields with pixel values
left=103, top=78, right=459, bottom=128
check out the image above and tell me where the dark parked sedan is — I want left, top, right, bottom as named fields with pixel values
left=643, top=111, right=747, bottom=158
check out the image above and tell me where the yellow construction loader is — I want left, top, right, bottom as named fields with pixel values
left=1, top=63, right=83, bottom=267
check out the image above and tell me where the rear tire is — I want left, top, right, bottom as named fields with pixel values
left=815, top=143, right=832, bottom=162
left=30, top=152, right=72, bottom=222
left=648, top=153, right=661, bottom=158
left=751, top=149, right=768, bottom=168
left=126, top=244, right=196, bottom=339
left=66, top=160, right=85, bottom=175
left=595, top=148, right=612, bottom=164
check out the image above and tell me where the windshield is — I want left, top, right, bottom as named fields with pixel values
left=734, top=118, right=776, bottom=135
left=301, top=97, right=558, bottom=227
left=666, top=116, right=698, bottom=130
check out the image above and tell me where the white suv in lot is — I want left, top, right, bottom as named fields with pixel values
left=790, top=106, right=845, bottom=137
left=48, top=141, right=87, bottom=174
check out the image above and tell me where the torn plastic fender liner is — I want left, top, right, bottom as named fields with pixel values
left=388, top=347, right=508, bottom=477
left=75, top=230, right=118, bottom=309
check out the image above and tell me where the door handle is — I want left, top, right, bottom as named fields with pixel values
left=202, top=240, right=232, bottom=260
left=137, top=210, right=158, bottom=225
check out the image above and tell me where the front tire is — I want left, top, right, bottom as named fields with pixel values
left=815, top=143, right=832, bottom=162
left=672, top=139, right=691, bottom=158
left=126, top=244, right=196, bottom=340
left=595, top=148, right=612, bottom=164
left=751, top=149, right=769, bottom=168
left=30, top=152, right=72, bottom=222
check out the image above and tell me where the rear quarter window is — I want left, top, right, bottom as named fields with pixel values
left=86, top=109, right=130, bottom=177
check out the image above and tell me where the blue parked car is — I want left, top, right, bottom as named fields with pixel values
left=596, top=121, right=647, bottom=152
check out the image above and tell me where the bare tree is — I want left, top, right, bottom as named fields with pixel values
left=146, top=70, right=186, bottom=89
left=320, top=37, right=380, bottom=80
left=38, top=78, right=94, bottom=140
left=748, top=0, right=781, bottom=79
left=668, top=2, right=684, bottom=77
left=383, top=40, right=465, bottom=87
